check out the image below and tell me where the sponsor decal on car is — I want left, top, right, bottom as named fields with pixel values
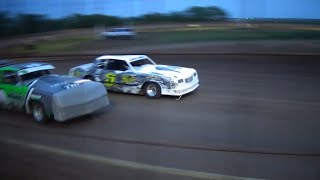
left=30, top=94, right=41, bottom=100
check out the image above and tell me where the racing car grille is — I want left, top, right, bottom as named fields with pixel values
left=185, top=76, right=193, bottom=83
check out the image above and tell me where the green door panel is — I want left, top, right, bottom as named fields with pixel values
left=0, top=84, right=29, bottom=109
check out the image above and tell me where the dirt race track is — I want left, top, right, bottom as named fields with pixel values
left=1, top=54, right=320, bottom=180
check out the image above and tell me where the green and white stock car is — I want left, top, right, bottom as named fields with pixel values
left=0, top=60, right=109, bottom=123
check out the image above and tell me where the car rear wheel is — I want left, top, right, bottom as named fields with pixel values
left=32, top=102, right=48, bottom=123
left=144, top=82, right=161, bottom=99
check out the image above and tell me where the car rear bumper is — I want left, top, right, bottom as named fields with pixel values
left=52, top=82, right=110, bottom=122
left=53, top=94, right=109, bottom=122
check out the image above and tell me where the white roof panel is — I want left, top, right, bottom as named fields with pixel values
left=96, top=55, right=147, bottom=62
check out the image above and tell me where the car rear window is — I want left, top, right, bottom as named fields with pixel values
left=20, top=70, right=50, bottom=82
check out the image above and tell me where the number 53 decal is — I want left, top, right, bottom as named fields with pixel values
left=105, top=73, right=136, bottom=87
left=105, top=73, right=117, bottom=87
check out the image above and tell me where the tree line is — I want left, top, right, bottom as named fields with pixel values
left=0, top=6, right=227, bottom=37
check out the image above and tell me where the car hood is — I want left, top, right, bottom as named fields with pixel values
left=136, top=64, right=195, bottom=79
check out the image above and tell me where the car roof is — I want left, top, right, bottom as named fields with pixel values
left=96, top=55, right=148, bottom=62
left=112, top=27, right=133, bottom=30
left=0, top=62, right=55, bottom=76
left=7, top=62, right=52, bottom=71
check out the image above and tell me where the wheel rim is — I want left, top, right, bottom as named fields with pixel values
left=33, top=104, right=43, bottom=122
left=146, top=84, right=157, bottom=97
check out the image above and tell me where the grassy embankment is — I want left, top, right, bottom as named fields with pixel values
left=4, top=24, right=320, bottom=54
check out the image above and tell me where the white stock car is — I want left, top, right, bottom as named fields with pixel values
left=101, top=28, right=136, bottom=39
left=69, top=55, right=199, bottom=99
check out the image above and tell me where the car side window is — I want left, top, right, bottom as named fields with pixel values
left=3, top=71, right=18, bottom=85
left=106, top=60, right=129, bottom=71
left=97, top=59, right=107, bottom=69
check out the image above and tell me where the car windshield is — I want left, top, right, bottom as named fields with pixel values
left=130, top=58, right=155, bottom=70
left=20, top=70, right=51, bottom=82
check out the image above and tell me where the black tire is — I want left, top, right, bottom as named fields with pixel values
left=144, top=82, right=161, bottom=99
left=32, top=102, right=48, bottom=123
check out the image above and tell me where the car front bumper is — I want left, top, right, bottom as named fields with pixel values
left=162, top=80, right=199, bottom=96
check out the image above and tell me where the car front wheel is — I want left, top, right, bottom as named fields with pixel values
left=144, top=82, right=161, bottom=99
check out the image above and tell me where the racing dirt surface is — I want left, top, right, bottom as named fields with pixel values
left=1, top=54, right=320, bottom=180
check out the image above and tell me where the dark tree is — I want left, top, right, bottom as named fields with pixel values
left=185, top=6, right=228, bottom=21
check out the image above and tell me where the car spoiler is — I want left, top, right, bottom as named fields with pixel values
left=0, top=60, right=14, bottom=68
